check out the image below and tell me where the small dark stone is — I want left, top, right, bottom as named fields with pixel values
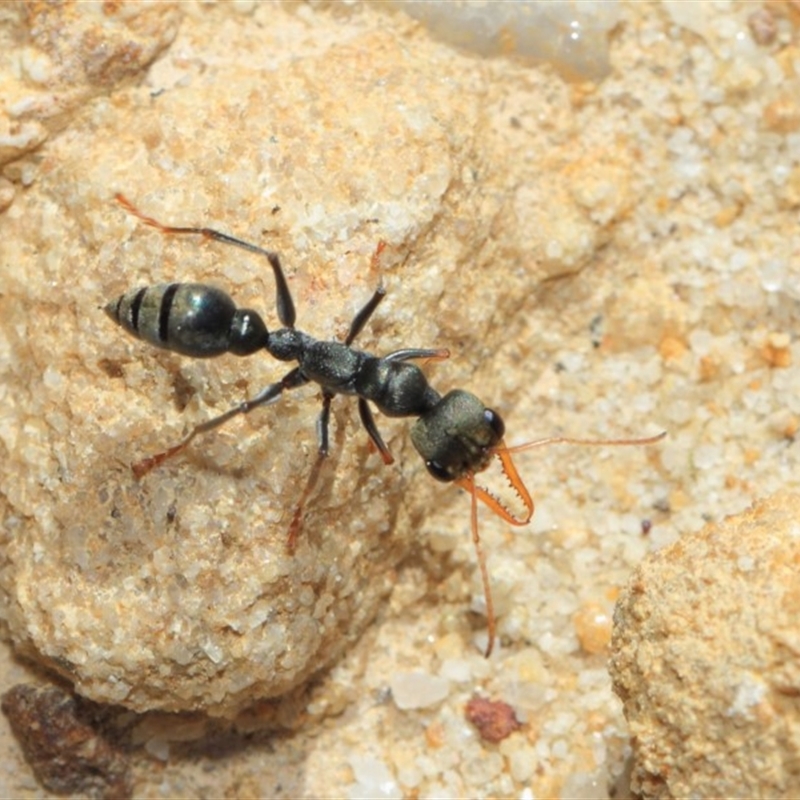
left=1, top=683, right=131, bottom=799
left=465, top=695, right=521, bottom=743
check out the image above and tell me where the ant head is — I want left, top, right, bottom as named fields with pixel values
left=412, top=389, right=532, bottom=659
left=410, top=390, right=505, bottom=482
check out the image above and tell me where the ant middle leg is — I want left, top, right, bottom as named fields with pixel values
left=346, top=286, right=386, bottom=345
left=115, top=194, right=296, bottom=328
left=341, top=279, right=393, bottom=461
left=287, top=391, right=334, bottom=552
left=344, top=241, right=392, bottom=346
left=132, top=367, right=309, bottom=478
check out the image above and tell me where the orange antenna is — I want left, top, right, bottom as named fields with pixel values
left=454, top=430, right=665, bottom=657
left=459, top=472, right=497, bottom=656
left=501, top=430, right=667, bottom=455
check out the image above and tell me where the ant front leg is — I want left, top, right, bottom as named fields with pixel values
left=358, top=398, right=394, bottom=465
left=133, top=367, right=308, bottom=478
left=384, top=348, right=450, bottom=365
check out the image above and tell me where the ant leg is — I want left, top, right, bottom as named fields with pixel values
left=316, top=391, right=334, bottom=457
left=358, top=398, right=394, bottom=465
left=287, top=392, right=334, bottom=551
left=343, top=241, right=393, bottom=345
left=115, top=194, right=296, bottom=328
left=132, top=367, right=308, bottom=478
left=384, top=347, right=450, bottom=363
left=345, top=286, right=385, bottom=345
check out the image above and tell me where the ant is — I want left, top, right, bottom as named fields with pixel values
left=105, top=194, right=665, bottom=657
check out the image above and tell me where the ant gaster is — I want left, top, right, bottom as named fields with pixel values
left=106, top=194, right=665, bottom=657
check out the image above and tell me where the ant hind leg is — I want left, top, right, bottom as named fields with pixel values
left=115, top=193, right=296, bottom=328
left=132, top=368, right=308, bottom=477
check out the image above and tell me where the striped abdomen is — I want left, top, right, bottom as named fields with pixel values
left=104, top=283, right=269, bottom=358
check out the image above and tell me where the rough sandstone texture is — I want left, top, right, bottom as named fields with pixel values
left=0, top=3, right=180, bottom=179
left=2, top=0, right=800, bottom=797
left=611, top=491, right=800, bottom=799
left=0, top=2, right=621, bottom=718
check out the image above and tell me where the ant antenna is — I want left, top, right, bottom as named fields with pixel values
left=459, top=430, right=665, bottom=657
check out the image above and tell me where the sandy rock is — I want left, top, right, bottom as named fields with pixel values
left=0, top=2, right=179, bottom=171
left=610, top=490, right=800, bottom=798
left=0, top=3, right=619, bottom=718
left=1, top=0, right=797, bottom=796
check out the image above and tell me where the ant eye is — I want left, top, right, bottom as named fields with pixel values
left=426, top=460, right=454, bottom=483
left=484, top=409, right=505, bottom=442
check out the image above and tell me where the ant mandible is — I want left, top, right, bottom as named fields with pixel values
left=105, top=194, right=665, bottom=657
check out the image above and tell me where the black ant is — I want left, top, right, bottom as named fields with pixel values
left=105, top=194, right=665, bottom=657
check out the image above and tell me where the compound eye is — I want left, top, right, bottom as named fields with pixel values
left=484, top=408, right=505, bottom=442
left=426, top=460, right=454, bottom=483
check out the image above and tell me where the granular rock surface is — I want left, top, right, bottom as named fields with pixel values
left=1, top=0, right=800, bottom=797
left=611, top=491, right=800, bottom=799
left=0, top=8, right=513, bottom=716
